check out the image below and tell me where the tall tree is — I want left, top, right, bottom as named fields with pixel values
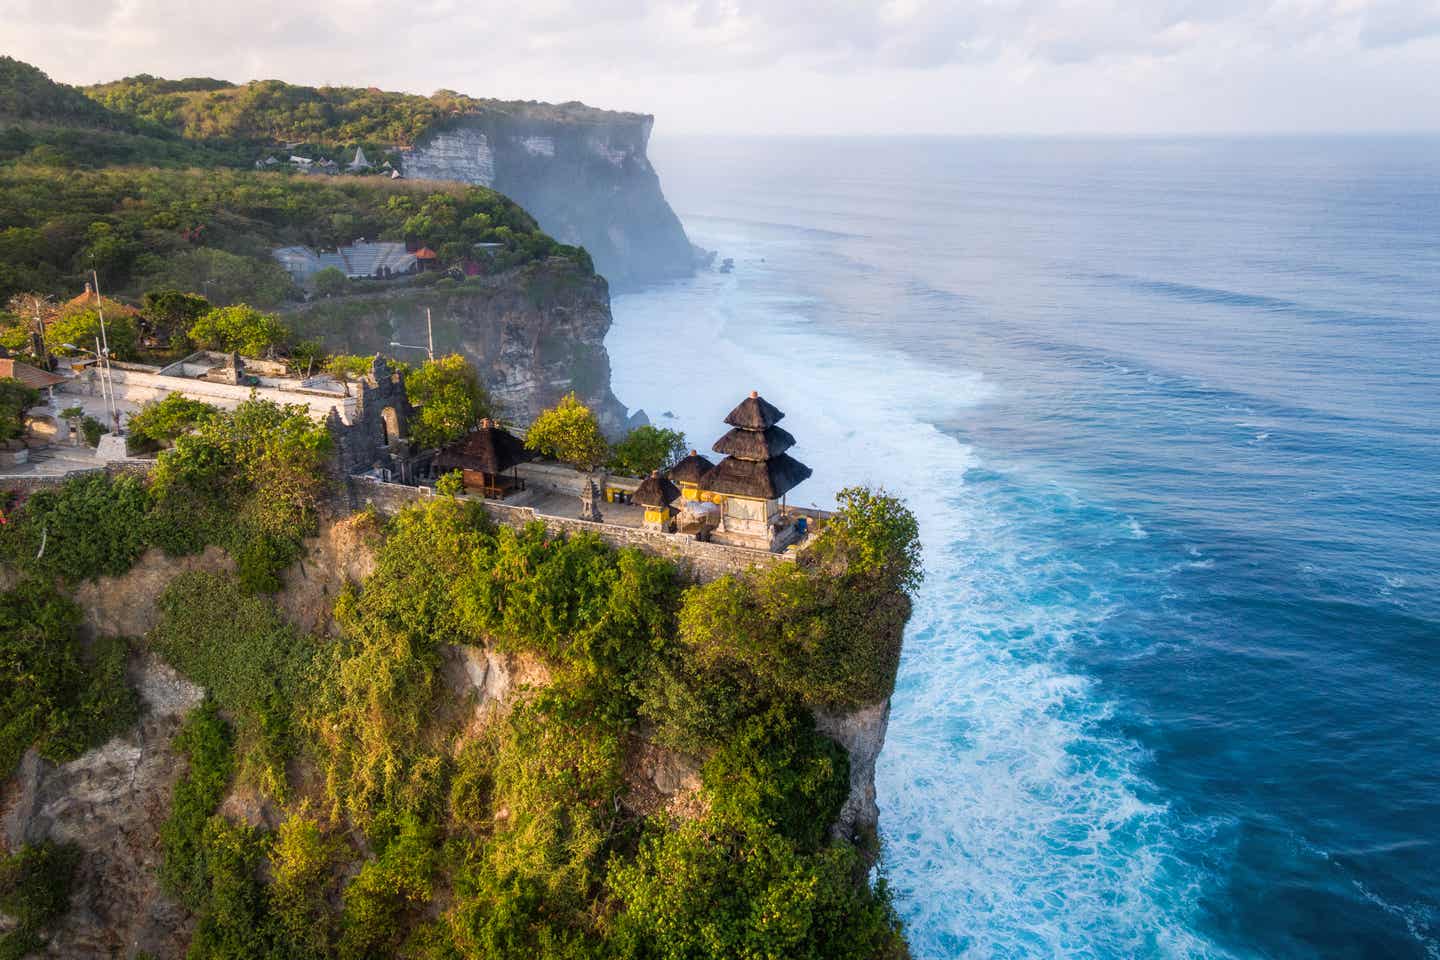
left=405, top=354, right=491, bottom=450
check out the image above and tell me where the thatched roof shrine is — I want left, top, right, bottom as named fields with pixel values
left=667, top=449, right=715, bottom=485
left=435, top=419, right=533, bottom=475
left=633, top=470, right=681, bottom=508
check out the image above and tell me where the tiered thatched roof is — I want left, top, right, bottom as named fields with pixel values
left=435, top=419, right=533, bottom=475
left=711, top=424, right=795, bottom=460
left=703, top=454, right=813, bottom=500
left=706, top=391, right=812, bottom=500
left=723, top=392, right=785, bottom=430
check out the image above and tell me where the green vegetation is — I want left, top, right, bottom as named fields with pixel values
left=0, top=840, right=81, bottom=959
left=0, top=164, right=590, bottom=307
left=0, top=581, right=138, bottom=776
left=141, top=288, right=212, bottom=346
left=125, top=392, right=218, bottom=454
left=1, top=398, right=331, bottom=592
left=43, top=297, right=141, bottom=360
left=0, top=57, right=243, bottom=170
left=667, top=486, right=918, bottom=713
left=85, top=72, right=634, bottom=151
left=406, top=352, right=493, bottom=450
left=187, top=303, right=290, bottom=356
left=150, top=572, right=317, bottom=797
left=0, top=472, right=150, bottom=582
left=148, top=397, right=332, bottom=592
left=608, top=424, right=687, bottom=478
left=436, top=469, right=465, bottom=497
left=158, top=700, right=235, bottom=909
left=524, top=392, right=608, bottom=470
left=13, top=476, right=916, bottom=957
left=0, top=376, right=39, bottom=440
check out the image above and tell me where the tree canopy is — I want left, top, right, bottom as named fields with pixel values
left=524, top=392, right=608, bottom=470
left=404, top=353, right=491, bottom=450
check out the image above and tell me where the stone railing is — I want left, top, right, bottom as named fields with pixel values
left=346, top=475, right=791, bottom=582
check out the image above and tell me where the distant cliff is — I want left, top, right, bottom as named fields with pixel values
left=402, top=112, right=693, bottom=291
left=284, top=260, right=635, bottom=433
left=80, top=71, right=699, bottom=291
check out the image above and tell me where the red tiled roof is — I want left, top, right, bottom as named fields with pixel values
left=0, top=358, right=66, bottom=390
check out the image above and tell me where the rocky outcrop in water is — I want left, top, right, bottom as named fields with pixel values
left=402, top=112, right=695, bottom=291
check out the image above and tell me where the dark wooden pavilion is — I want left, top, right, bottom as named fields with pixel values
left=434, top=418, right=534, bottom=498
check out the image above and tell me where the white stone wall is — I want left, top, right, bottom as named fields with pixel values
left=58, top=368, right=355, bottom=425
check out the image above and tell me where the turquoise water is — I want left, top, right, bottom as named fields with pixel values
left=605, top=136, right=1440, bottom=959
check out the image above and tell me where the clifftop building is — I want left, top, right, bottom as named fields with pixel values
left=273, top=239, right=419, bottom=283
left=692, top=391, right=813, bottom=550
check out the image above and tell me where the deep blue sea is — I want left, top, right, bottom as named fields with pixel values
left=605, top=136, right=1440, bottom=960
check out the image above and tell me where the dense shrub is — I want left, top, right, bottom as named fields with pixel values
left=312, top=498, right=492, bottom=829
left=0, top=581, right=138, bottom=775
left=44, top=302, right=141, bottom=360
left=0, top=840, right=81, bottom=959
left=700, top=706, right=848, bottom=852
left=79, top=414, right=107, bottom=447
left=606, top=425, right=686, bottom=478
left=672, top=487, right=921, bottom=712
left=524, top=392, right=608, bottom=470
left=337, top=817, right=439, bottom=959
left=0, top=471, right=150, bottom=582
left=158, top=700, right=235, bottom=909
left=455, top=524, right=680, bottom=717
left=607, top=817, right=906, bottom=960
left=406, top=353, right=492, bottom=450
left=436, top=469, right=464, bottom=497
left=187, top=303, right=290, bottom=356
left=150, top=572, right=316, bottom=796
left=141, top=288, right=212, bottom=347
left=148, top=396, right=332, bottom=591
left=0, top=376, right=39, bottom=441
left=268, top=811, right=340, bottom=958
left=125, top=392, right=218, bottom=453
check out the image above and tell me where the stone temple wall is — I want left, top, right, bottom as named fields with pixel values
left=345, top=475, right=790, bottom=583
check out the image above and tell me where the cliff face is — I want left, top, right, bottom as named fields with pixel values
left=401, top=113, right=695, bottom=291
left=286, top=261, right=634, bottom=434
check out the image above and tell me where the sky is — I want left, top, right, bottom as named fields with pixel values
left=4, top=0, right=1440, bottom=135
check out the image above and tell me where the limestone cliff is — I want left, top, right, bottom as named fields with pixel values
left=285, top=260, right=634, bottom=434
left=401, top=111, right=695, bottom=291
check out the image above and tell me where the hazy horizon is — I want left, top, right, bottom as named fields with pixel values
left=7, top=0, right=1440, bottom=137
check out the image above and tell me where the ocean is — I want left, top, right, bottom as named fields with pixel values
left=604, top=135, right=1440, bottom=960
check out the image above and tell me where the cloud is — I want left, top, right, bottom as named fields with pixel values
left=3, top=0, right=1438, bottom=133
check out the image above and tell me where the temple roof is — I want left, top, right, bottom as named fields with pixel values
left=722, top=391, right=785, bottom=431
left=434, top=420, right=533, bottom=474
left=667, top=450, right=715, bottom=485
left=712, top=424, right=795, bottom=462
left=0, top=358, right=65, bottom=390
left=704, top=453, right=813, bottom=500
left=633, top=471, right=681, bottom=508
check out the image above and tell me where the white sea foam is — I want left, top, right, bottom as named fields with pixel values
left=609, top=238, right=1229, bottom=960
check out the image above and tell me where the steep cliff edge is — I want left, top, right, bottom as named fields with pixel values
left=402, top=111, right=694, bottom=291
left=0, top=483, right=913, bottom=957
left=285, top=260, right=634, bottom=433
